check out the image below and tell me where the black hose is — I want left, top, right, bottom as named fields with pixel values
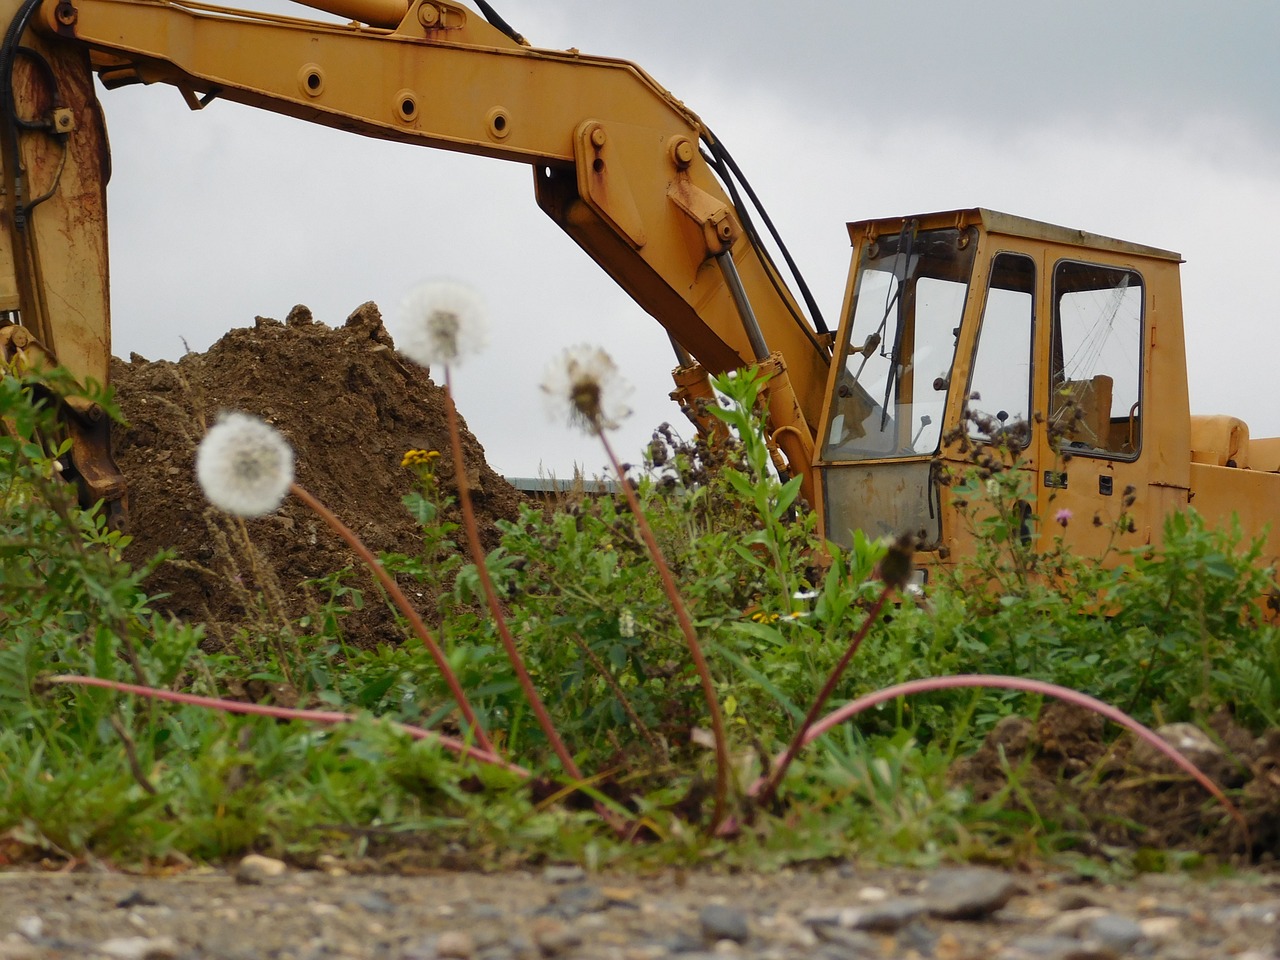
left=0, top=0, right=47, bottom=230
left=703, top=129, right=829, bottom=338
left=471, top=0, right=525, bottom=45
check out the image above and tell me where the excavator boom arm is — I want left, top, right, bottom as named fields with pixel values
left=5, top=0, right=832, bottom=506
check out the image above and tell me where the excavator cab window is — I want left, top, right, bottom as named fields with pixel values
left=1049, top=261, right=1144, bottom=457
left=967, top=252, right=1036, bottom=445
left=823, top=225, right=977, bottom=461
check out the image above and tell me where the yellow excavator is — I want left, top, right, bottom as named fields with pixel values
left=0, top=0, right=1276, bottom=579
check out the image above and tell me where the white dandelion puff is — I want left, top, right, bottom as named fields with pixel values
left=393, top=279, right=488, bottom=368
left=540, top=345, right=633, bottom=433
left=196, top=412, right=294, bottom=517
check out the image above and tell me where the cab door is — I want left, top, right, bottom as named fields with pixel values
left=1029, top=257, right=1148, bottom=552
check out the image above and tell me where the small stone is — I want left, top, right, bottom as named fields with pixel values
left=97, top=936, right=181, bottom=960
left=1215, top=902, right=1280, bottom=926
left=848, top=897, right=927, bottom=932
left=435, top=930, right=475, bottom=959
left=801, top=907, right=857, bottom=928
left=1137, top=916, right=1181, bottom=940
left=1083, top=914, right=1143, bottom=953
left=996, top=934, right=1117, bottom=960
left=809, top=924, right=879, bottom=956
left=503, top=932, right=536, bottom=959
left=352, top=890, right=396, bottom=914
left=762, top=914, right=816, bottom=949
left=234, top=854, right=287, bottom=885
left=601, top=887, right=641, bottom=908
left=115, top=890, right=160, bottom=910
left=699, top=904, right=749, bottom=944
left=316, top=855, right=349, bottom=877
left=548, top=884, right=606, bottom=918
left=922, top=868, right=1020, bottom=920
left=1043, top=907, right=1109, bottom=938
left=935, top=931, right=964, bottom=960
left=13, top=917, right=41, bottom=942
left=542, top=866, right=587, bottom=885
left=1056, top=891, right=1100, bottom=912
left=529, top=917, right=581, bottom=957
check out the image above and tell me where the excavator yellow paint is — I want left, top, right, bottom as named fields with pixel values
left=0, top=0, right=1274, bottom=593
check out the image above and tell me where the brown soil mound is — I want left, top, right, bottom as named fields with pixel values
left=952, top=702, right=1280, bottom=860
left=110, top=302, right=524, bottom=651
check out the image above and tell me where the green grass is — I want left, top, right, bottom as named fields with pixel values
left=2, top=363, right=1277, bottom=872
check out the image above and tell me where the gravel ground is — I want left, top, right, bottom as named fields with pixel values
left=2, top=859, right=1279, bottom=960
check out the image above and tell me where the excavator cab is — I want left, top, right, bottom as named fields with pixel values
left=817, top=208, right=1195, bottom=568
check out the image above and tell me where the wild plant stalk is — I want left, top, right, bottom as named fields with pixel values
left=52, top=674, right=526, bottom=775
left=569, top=631, right=665, bottom=761
left=595, top=424, right=731, bottom=830
left=287, top=481, right=496, bottom=757
left=442, top=369, right=582, bottom=780
left=747, top=673, right=1250, bottom=849
left=755, top=578, right=896, bottom=806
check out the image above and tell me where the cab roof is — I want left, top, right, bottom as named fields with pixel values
left=845, top=208, right=1183, bottom=263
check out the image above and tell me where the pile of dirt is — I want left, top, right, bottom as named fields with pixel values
left=110, top=302, right=524, bottom=651
left=951, top=701, right=1280, bottom=859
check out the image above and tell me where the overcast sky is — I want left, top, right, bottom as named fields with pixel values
left=99, top=0, right=1280, bottom=478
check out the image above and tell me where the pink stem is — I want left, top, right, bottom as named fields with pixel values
left=52, top=674, right=527, bottom=776
left=745, top=673, right=1249, bottom=847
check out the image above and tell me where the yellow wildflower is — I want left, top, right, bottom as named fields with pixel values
left=401, top=449, right=441, bottom=469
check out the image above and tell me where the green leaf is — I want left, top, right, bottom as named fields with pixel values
left=771, top=475, right=804, bottom=520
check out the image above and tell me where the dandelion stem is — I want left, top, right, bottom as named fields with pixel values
left=596, top=426, right=731, bottom=830
left=286, top=481, right=496, bottom=757
left=443, top=370, right=582, bottom=780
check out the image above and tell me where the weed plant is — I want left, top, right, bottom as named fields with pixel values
left=1, top=361, right=1277, bottom=869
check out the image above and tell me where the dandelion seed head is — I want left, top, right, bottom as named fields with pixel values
left=540, top=344, right=633, bottom=433
left=394, top=279, right=487, bottom=368
left=196, top=412, right=294, bottom=517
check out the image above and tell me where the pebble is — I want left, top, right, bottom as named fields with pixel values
left=530, top=917, right=582, bottom=956
left=434, top=930, right=475, bottom=959
left=922, top=867, right=1021, bottom=919
left=543, top=866, right=588, bottom=885
left=699, top=904, right=750, bottom=944
left=97, top=936, right=181, bottom=960
left=233, top=854, right=288, bottom=885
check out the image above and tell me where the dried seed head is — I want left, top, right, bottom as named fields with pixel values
left=393, top=279, right=488, bottom=368
left=878, top=532, right=916, bottom=591
left=196, top=412, right=294, bottom=517
left=540, top=344, right=633, bottom=433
